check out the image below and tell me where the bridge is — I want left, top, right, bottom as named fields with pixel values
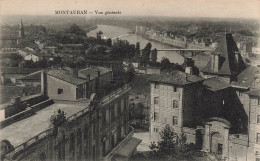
left=110, top=34, right=132, bottom=40
left=154, top=48, right=214, bottom=57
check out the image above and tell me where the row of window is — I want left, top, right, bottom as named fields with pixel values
left=154, top=112, right=178, bottom=125
left=102, top=98, right=127, bottom=127
left=154, top=97, right=178, bottom=108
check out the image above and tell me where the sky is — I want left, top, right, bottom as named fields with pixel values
left=0, top=0, right=260, bottom=19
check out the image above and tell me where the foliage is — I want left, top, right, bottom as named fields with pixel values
left=160, top=57, right=171, bottom=69
left=110, top=39, right=135, bottom=60
left=129, top=102, right=146, bottom=121
left=1, top=53, right=23, bottom=67
left=149, top=124, right=199, bottom=161
left=134, top=42, right=141, bottom=60
left=141, top=42, right=152, bottom=66
left=182, top=58, right=200, bottom=75
left=66, top=24, right=86, bottom=35
left=151, top=48, right=158, bottom=63
left=105, top=38, right=112, bottom=47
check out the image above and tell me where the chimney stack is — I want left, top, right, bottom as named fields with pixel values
left=87, top=74, right=90, bottom=81
left=213, top=53, right=220, bottom=73
left=185, top=67, right=193, bottom=75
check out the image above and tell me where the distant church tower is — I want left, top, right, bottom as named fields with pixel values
left=19, top=19, right=25, bottom=38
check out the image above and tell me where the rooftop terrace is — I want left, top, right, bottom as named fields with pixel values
left=0, top=101, right=88, bottom=147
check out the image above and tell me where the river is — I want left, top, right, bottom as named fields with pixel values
left=87, top=25, right=184, bottom=64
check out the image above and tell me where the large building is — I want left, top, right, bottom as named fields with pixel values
left=149, top=33, right=260, bottom=161
left=0, top=66, right=141, bottom=161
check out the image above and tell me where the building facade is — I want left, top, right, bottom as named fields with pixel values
left=1, top=66, right=140, bottom=161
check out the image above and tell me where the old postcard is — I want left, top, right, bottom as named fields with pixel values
left=0, top=0, right=260, bottom=160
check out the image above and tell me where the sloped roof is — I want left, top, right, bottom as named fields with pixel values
left=1, top=67, right=42, bottom=74
left=203, top=77, right=230, bottom=91
left=20, top=72, right=41, bottom=80
left=202, top=34, right=246, bottom=76
left=231, top=66, right=260, bottom=88
left=245, top=90, right=260, bottom=97
left=47, top=69, right=87, bottom=85
left=148, top=70, right=204, bottom=86
left=78, top=66, right=112, bottom=80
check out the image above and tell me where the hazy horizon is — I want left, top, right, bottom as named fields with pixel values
left=1, top=0, right=259, bottom=20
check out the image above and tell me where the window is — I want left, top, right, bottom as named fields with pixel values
left=258, top=98, right=260, bottom=105
left=153, top=128, right=158, bottom=133
left=173, top=116, right=178, bottom=125
left=154, top=112, right=159, bottom=121
left=173, top=100, right=178, bottom=108
left=154, top=97, right=159, bottom=104
left=164, top=117, right=167, bottom=123
left=257, top=133, right=260, bottom=143
left=174, top=86, right=177, bottom=92
left=218, top=144, right=223, bottom=155
left=58, top=88, right=63, bottom=94
left=257, top=115, right=260, bottom=124
left=155, top=82, right=159, bottom=89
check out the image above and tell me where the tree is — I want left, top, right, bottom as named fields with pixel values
left=141, top=42, right=152, bottom=66
left=96, top=31, right=103, bottom=39
left=160, top=57, right=171, bottom=70
left=106, top=38, right=112, bottom=47
left=150, top=124, right=177, bottom=158
left=183, top=58, right=200, bottom=75
left=23, top=60, right=35, bottom=68
left=151, top=48, right=158, bottom=64
left=149, top=124, right=199, bottom=161
left=67, top=24, right=85, bottom=35
left=135, top=42, right=141, bottom=60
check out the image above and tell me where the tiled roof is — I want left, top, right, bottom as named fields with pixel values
left=203, top=77, right=230, bottom=91
left=245, top=90, right=260, bottom=97
left=231, top=66, right=260, bottom=89
left=46, top=69, right=87, bottom=85
left=78, top=66, right=112, bottom=80
left=202, top=34, right=246, bottom=76
left=148, top=70, right=204, bottom=86
left=20, top=72, right=41, bottom=80
left=1, top=67, right=42, bottom=74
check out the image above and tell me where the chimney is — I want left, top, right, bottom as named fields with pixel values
left=87, top=74, right=90, bottom=81
left=97, top=70, right=100, bottom=77
left=185, top=66, right=193, bottom=75
left=213, top=53, right=220, bottom=72
left=41, top=70, right=47, bottom=95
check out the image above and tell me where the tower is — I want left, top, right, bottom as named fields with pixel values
left=19, top=19, right=24, bottom=38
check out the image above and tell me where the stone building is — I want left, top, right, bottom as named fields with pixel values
left=149, top=70, right=204, bottom=142
left=0, top=66, right=141, bottom=161
left=148, top=33, right=260, bottom=161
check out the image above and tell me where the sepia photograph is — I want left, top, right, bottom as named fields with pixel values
left=0, top=0, right=260, bottom=160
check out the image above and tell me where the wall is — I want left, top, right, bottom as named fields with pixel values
left=149, top=82, right=183, bottom=142
left=4, top=85, right=131, bottom=161
left=47, top=75, right=77, bottom=101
